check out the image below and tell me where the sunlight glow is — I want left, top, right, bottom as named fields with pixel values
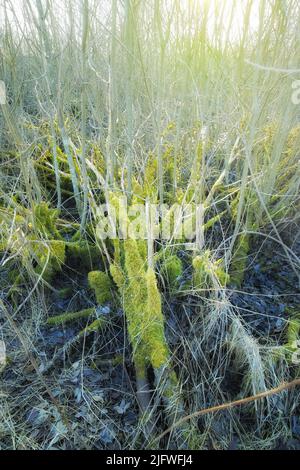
left=176, top=0, right=261, bottom=43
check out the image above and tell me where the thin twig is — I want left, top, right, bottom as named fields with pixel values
left=152, top=378, right=300, bottom=445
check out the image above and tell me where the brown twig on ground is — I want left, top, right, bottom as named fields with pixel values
left=152, top=378, right=300, bottom=446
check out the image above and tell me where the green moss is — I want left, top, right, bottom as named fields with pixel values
left=112, top=354, right=124, bottom=366
left=66, top=240, right=101, bottom=271
left=160, top=253, right=183, bottom=288
left=47, top=307, right=95, bottom=325
left=70, top=230, right=82, bottom=242
left=160, top=369, right=179, bottom=400
left=106, top=195, right=175, bottom=391
left=136, top=239, right=148, bottom=261
left=7, top=268, right=21, bottom=284
left=55, top=287, right=73, bottom=299
left=192, top=254, right=208, bottom=289
left=229, top=232, right=250, bottom=287
left=80, top=317, right=106, bottom=335
left=110, top=263, right=125, bottom=289
left=273, top=342, right=299, bottom=365
left=32, top=239, right=66, bottom=282
left=286, top=319, right=300, bottom=344
left=110, top=238, right=171, bottom=379
left=145, top=268, right=170, bottom=369
left=121, top=241, right=149, bottom=378
left=7, top=285, right=24, bottom=308
left=203, top=210, right=227, bottom=231
left=1, top=202, right=66, bottom=284
left=88, top=270, right=112, bottom=304
left=33, top=202, right=62, bottom=240
left=272, top=318, right=300, bottom=365
left=132, top=155, right=159, bottom=203
left=193, top=250, right=229, bottom=289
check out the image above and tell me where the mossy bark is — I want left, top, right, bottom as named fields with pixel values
left=110, top=239, right=170, bottom=376
left=110, top=238, right=187, bottom=443
left=47, top=307, right=95, bottom=325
